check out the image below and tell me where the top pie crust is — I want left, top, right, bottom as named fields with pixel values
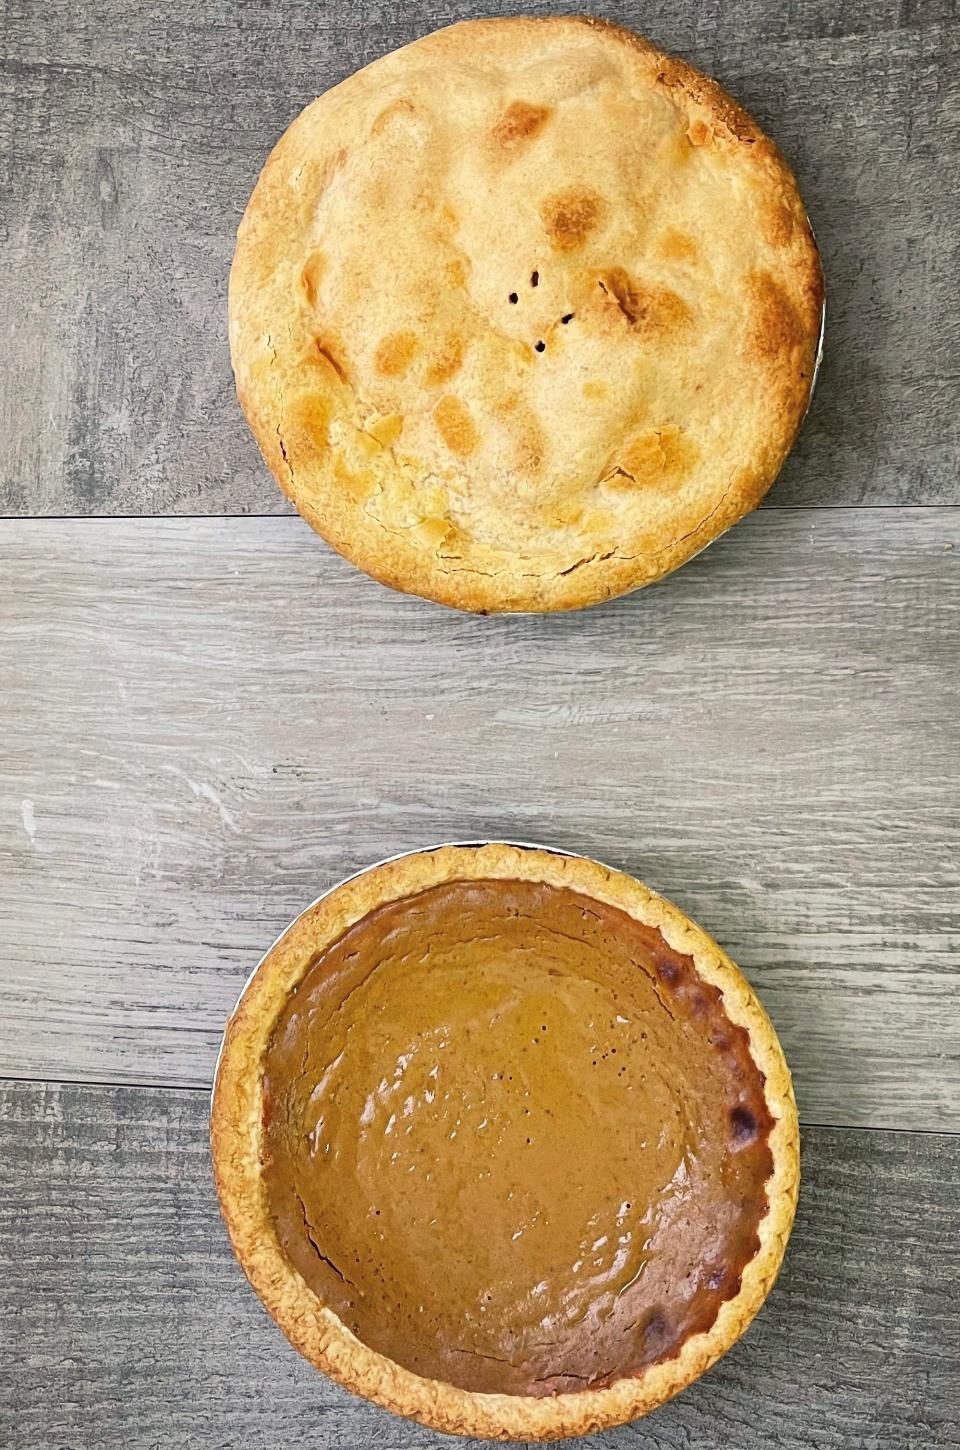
left=229, top=16, right=824, bottom=612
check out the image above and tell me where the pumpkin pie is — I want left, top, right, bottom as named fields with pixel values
left=229, top=16, right=823, bottom=612
left=211, top=844, right=798, bottom=1438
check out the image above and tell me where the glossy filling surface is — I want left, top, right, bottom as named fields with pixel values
left=262, top=879, right=773, bottom=1395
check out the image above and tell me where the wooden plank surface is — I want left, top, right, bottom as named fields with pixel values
left=1, top=1080, right=956, bottom=1450
left=2, top=5, right=959, bottom=1443
left=2, top=509, right=958, bottom=1129
left=1, top=1, right=958, bottom=516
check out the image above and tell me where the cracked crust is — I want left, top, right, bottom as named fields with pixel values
left=229, top=16, right=823, bottom=613
left=211, top=844, right=799, bottom=1439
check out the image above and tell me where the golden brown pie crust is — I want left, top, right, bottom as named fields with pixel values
left=211, top=845, right=799, bottom=1439
left=229, top=16, right=823, bottom=614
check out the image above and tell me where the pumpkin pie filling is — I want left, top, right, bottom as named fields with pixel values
left=261, top=878, right=774, bottom=1397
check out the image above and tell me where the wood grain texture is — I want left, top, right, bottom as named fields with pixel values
left=1, top=1, right=957, bottom=516
left=2, top=510, right=958, bottom=1128
left=0, top=1080, right=956, bottom=1450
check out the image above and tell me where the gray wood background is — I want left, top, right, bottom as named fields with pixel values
left=1, top=2, right=958, bottom=1448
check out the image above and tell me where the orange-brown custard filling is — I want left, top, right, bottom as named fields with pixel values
left=262, top=879, right=774, bottom=1396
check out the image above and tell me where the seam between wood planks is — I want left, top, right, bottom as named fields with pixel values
left=2, top=1073, right=957, bottom=1138
left=1, top=504, right=959, bottom=524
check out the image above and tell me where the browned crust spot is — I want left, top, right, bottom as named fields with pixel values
left=746, top=270, right=806, bottom=359
left=540, top=188, right=606, bottom=251
left=434, top=394, right=479, bottom=457
left=286, top=395, right=331, bottom=463
left=599, top=267, right=692, bottom=333
left=607, top=426, right=697, bottom=495
left=375, top=330, right=419, bottom=378
left=300, top=252, right=326, bottom=309
left=424, top=335, right=464, bottom=387
left=492, top=100, right=551, bottom=151
left=760, top=199, right=796, bottom=249
left=659, top=228, right=699, bottom=263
